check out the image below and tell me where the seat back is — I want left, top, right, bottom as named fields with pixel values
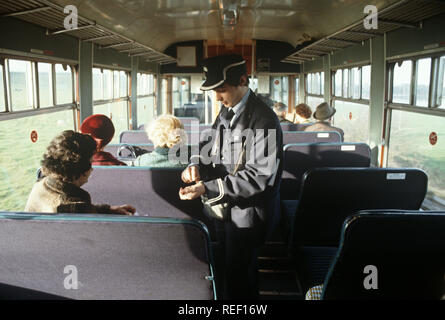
left=322, top=211, right=445, bottom=299
left=293, top=168, right=428, bottom=246
left=0, top=213, right=215, bottom=300
left=104, top=143, right=155, bottom=159
left=138, top=117, right=200, bottom=131
left=280, top=123, right=300, bottom=131
left=281, top=143, right=371, bottom=199
left=82, top=166, right=214, bottom=234
left=283, top=131, right=342, bottom=146
left=120, top=130, right=201, bottom=144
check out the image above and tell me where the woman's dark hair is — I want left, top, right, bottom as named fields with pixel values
left=41, top=130, right=97, bottom=182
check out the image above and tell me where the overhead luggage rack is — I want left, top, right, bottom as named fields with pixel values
left=0, top=0, right=177, bottom=65
left=282, top=0, right=445, bottom=64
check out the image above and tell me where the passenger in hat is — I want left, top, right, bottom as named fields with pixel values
left=25, top=130, right=135, bottom=215
left=179, top=53, right=283, bottom=299
left=273, top=102, right=293, bottom=124
left=80, top=114, right=126, bottom=166
left=304, top=102, right=344, bottom=140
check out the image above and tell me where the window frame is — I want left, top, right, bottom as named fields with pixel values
left=331, top=64, right=371, bottom=105
left=0, top=56, right=76, bottom=121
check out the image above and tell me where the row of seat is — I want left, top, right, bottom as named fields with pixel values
left=315, top=210, right=445, bottom=299
left=121, top=123, right=337, bottom=145
left=1, top=210, right=444, bottom=299
left=111, top=131, right=342, bottom=157
left=137, top=121, right=309, bottom=133
left=0, top=212, right=215, bottom=300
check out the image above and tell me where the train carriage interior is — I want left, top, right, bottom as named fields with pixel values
left=0, top=0, right=445, bottom=300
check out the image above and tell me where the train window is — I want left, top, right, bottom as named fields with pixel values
left=249, top=77, right=258, bottom=92
left=342, top=69, right=349, bottom=98
left=93, top=68, right=104, bottom=101
left=103, top=69, right=113, bottom=100
left=306, top=74, right=312, bottom=94
left=137, top=73, right=156, bottom=126
left=271, top=76, right=289, bottom=104
left=54, top=64, right=73, bottom=105
left=0, top=64, right=5, bottom=111
left=388, top=110, right=445, bottom=201
left=392, top=60, right=412, bottom=104
left=0, top=109, right=75, bottom=211
left=334, top=70, right=342, bottom=97
left=439, top=56, right=445, bottom=109
left=333, top=100, right=369, bottom=143
left=119, top=71, right=127, bottom=98
left=361, top=65, right=371, bottom=100
left=172, top=76, right=191, bottom=110
left=307, top=96, right=324, bottom=109
left=320, top=72, right=324, bottom=95
left=415, top=58, right=431, bottom=107
left=113, top=71, right=120, bottom=99
left=351, top=67, right=361, bottom=99
left=37, top=63, right=53, bottom=108
left=8, top=59, right=33, bottom=111
left=295, top=77, right=299, bottom=105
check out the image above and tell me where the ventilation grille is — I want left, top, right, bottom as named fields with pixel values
left=282, top=0, right=445, bottom=64
left=0, top=0, right=177, bottom=65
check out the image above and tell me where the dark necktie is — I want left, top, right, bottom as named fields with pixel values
left=222, top=108, right=235, bottom=126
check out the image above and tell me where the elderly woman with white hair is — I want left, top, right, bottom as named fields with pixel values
left=134, top=115, right=188, bottom=168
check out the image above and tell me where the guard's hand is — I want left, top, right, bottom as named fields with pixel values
left=181, top=165, right=201, bottom=183
left=179, top=181, right=205, bottom=200
left=110, top=204, right=136, bottom=215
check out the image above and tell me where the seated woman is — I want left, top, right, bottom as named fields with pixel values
left=294, top=103, right=313, bottom=124
left=80, top=114, right=126, bottom=166
left=134, top=115, right=188, bottom=168
left=25, top=130, right=135, bottom=215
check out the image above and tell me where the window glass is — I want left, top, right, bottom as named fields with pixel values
left=93, top=68, right=103, bottom=101
left=180, top=77, right=190, bottom=108
left=437, top=56, right=445, bottom=108
left=55, top=64, right=73, bottom=105
left=306, top=96, right=324, bottom=110
left=351, top=67, right=361, bottom=99
left=0, top=65, right=5, bottom=111
left=295, top=77, right=300, bottom=106
left=94, top=101, right=129, bottom=144
left=334, top=70, right=342, bottom=97
left=119, top=71, right=127, bottom=98
left=113, top=70, right=120, bottom=99
left=0, top=109, right=75, bottom=211
left=103, top=70, right=113, bottom=100
left=333, top=100, right=369, bottom=143
left=415, top=58, right=431, bottom=107
left=9, top=59, right=33, bottom=111
left=388, top=110, right=445, bottom=201
left=249, top=77, right=258, bottom=92
left=320, top=72, right=324, bottom=95
left=137, top=96, right=155, bottom=129
left=362, top=65, right=371, bottom=100
left=148, top=74, right=155, bottom=94
left=38, top=63, right=53, bottom=108
left=343, top=69, right=349, bottom=98
left=313, top=73, right=319, bottom=95
left=392, top=60, right=412, bottom=104
left=306, top=74, right=312, bottom=95
left=281, top=76, right=289, bottom=105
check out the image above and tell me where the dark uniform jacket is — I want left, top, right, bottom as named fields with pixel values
left=191, top=90, right=283, bottom=242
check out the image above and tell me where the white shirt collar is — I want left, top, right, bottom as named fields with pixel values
left=228, top=89, right=250, bottom=127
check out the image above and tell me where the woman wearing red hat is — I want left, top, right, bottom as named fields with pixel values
left=80, top=114, right=127, bottom=166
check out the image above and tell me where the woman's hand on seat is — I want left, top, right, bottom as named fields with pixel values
left=110, top=204, right=136, bottom=215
